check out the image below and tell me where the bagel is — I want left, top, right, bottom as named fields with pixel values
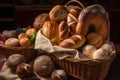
left=76, top=4, right=109, bottom=40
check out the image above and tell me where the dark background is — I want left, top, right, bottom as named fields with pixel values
left=0, top=0, right=120, bottom=80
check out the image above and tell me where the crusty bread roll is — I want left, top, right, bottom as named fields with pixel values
left=6, top=54, right=27, bottom=71
left=59, top=21, right=70, bottom=41
left=51, top=69, right=67, bottom=80
left=33, top=13, right=50, bottom=30
left=41, top=21, right=60, bottom=45
left=82, top=45, right=96, bottom=59
left=101, top=43, right=114, bottom=54
left=59, top=35, right=86, bottom=49
left=76, top=4, right=108, bottom=40
left=49, top=5, right=68, bottom=22
left=5, top=38, right=19, bottom=47
left=93, top=48, right=108, bottom=60
left=87, top=32, right=103, bottom=48
left=26, top=28, right=37, bottom=37
left=33, top=55, right=55, bottom=77
left=18, top=33, right=28, bottom=40
left=19, top=37, right=31, bottom=47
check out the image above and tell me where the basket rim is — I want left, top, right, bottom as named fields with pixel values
left=0, top=45, right=34, bottom=50
left=53, top=51, right=116, bottom=64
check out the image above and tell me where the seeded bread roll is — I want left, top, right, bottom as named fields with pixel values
left=49, top=5, right=68, bottom=22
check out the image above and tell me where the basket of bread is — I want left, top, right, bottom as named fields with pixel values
left=34, top=0, right=116, bottom=80
left=0, top=0, right=116, bottom=80
left=0, top=26, right=37, bottom=62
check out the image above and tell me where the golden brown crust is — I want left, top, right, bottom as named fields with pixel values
left=33, top=13, right=50, bottom=30
left=87, top=32, right=103, bottom=48
left=49, top=5, right=68, bottom=22
left=76, top=4, right=108, bottom=40
left=67, top=8, right=79, bottom=35
left=59, top=35, right=86, bottom=49
left=41, top=21, right=60, bottom=45
left=59, top=21, right=70, bottom=41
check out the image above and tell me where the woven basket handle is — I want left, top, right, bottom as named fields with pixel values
left=65, top=0, right=84, bottom=10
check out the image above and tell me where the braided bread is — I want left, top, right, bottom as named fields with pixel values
left=59, top=21, right=70, bottom=41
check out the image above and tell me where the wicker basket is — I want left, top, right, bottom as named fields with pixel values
left=0, top=45, right=36, bottom=62
left=48, top=0, right=115, bottom=80
left=50, top=53, right=116, bottom=80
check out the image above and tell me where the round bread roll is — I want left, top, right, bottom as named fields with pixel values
left=5, top=38, right=19, bottom=47
left=33, top=55, right=55, bottom=77
left=26, top=28, right=37, bottom=37
left=19, top=37, right=31, bottom=47
left=51, top=69, right=67, bottom=80
left=33, top=13, right=50, bottom=30
left=2, top=30, right=17, bottom=40
left=59, top=35, right=86, bottom=49
left=6, top=54, right=27, bottom=71
left=101, top=43, right=114, bottom=54
left=41, top=21, right=60, bottom=45
left=76, top=4, right=109, bottom=40
left=82, top=45, right=96, bottom=59
left=49, top=5, right=68, bottom=22
left=87, top=32, right=103, bottom=48
left=18, top=33, right=28, bottom=40
left=16, top=63, right=33, bottom=78
left=93, top=48, right=108, bottom=60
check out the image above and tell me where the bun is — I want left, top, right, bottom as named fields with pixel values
left=59, top=35, right=86, bottom=49
left=82, top=45, right=96, bottom=59
left=87, top=32, right=103, bottom=48
left=76, top=4, right=108, bottom=40
left=5, top=38, right=19, bottom=47
left=93, top=48, right=108, bottom=60
left=18, top=33, right=28, bottom=40
left=41, top=21, right=60, bottom=45
left=51, top=69, right=67, bottom=80
left=19, top=37, right=31, bottom=47
left=16, top=63, right=33, bottom=78
left=2, top=30, right=17, bottom=40
left=59, top=21, right=70, bottom=41
left=33, top=55, right=55, bottom=77
left=6, top=54, right=27, bottom=71
left=49, top=5, right=68, bottom=22
left=33, top=13, right=50, bottom=30
left=26, top=28, right=37, bottom=37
